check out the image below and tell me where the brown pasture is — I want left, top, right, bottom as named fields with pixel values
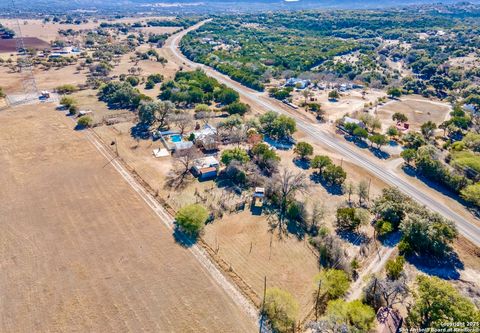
left=0, top=104, right=256, bottom=333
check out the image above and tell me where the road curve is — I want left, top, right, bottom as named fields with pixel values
left=167, top=23, right=480, bottom=247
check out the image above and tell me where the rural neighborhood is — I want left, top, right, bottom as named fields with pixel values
left=1, top=1, right=480, bottom=332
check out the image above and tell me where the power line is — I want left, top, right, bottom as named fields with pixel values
left=10, top=0, right=39, bottom=103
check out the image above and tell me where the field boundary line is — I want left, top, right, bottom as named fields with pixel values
left=84, top=129, right=260, bottom=324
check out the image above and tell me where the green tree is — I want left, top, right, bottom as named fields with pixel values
left=387, top=87, right=402, bottom=98
left=147, top=73, right=163, bottom=83
left=126, top=76, right=140, bottom=87
left=314, top=269, right=350, bottom=300
left=407, top=276, right=480, bottom=329
left=335, top=207, right=369, bottom=231
left=323, top=164, right=347, bottom=186
left=221, top=147, right=250, bottom=166
left=401, top=148, right=417, bottom=165
left=311, top=155, right=332, bottom=174
left=0, top=87, right=5, bottom=98
left=399, top=212, right=457, bottom=257
left=386, top=125, right=399, bottom=138
left=353, top=127, right=368, bottom=140
left=223, top=101, right=250, bottom=116
left=369, top=134, right=388, bottom=149
left=460, top=183, right=480, bottom=208
left=328, top=90, right=340, bottom=100
left=385, top=255, right=405, bottom=280
left=263, top=287, right=299, bottom=333
left=175, top=204, right=209, bottom=237
left=294, top=142, right=314, bottom=160
left=420, top=121, right=437, bottom=140
left=260, top=112, right=297, bottom=140
left=324, top=299, right=376, bottom=332
left=251, top=143, right=280, bottom=173
left=392, top=112, right=408, bottom=123
left=145, top=79, right=155, bottom=90
left=216, top=87, right=239, bottom=105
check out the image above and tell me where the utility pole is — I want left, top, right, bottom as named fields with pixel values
left=11, top=0, right=39, bottom=103
left=315, top=280, right=322, bottom=320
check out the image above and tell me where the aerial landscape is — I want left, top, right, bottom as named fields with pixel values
left=1, top=0, right=480, bottom=332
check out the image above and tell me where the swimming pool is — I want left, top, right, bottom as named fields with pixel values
left=170, top=134, right=182, bottom=143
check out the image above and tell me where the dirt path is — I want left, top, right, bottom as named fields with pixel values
left=0, top=105, right=257, bottom=332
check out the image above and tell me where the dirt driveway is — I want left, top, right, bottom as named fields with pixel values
left=0, top=104, right=256, bottom=332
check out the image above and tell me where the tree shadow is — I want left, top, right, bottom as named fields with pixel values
left=401, top=164, right=472, bottom=208
left=74, top=124, right=88, bottom=131
left=369, top=147, right=390, bottom=160
left=310, top=173, right=344, bottom=196
left=286, top=219, right=307, bottom=240
left=130, top=123, right=151, bottom=140
left=345, top=135, right=369, bottom=149
left=336, top=230, right=369, bottom=245
left=378, top=231, right=402, bottom=247
left=172, top=226, right=198, bottom=248
left=405, top=252, right=464, bottom=280
left=293, top=158, right=310, bottom=170
left=388, top=140, right=399, bottom=147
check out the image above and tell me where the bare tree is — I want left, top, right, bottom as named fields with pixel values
left=363, top=275, right=409, bottom=311
left=170, top=112, right=193, bottom=135
left=310, top=202, right=326, bottom=234
left=357, top=180, right=369, bottom=206
left=166, top=147, right=200, bottom=188
left=345, top=182, right=354, bottom=205
left=269, top=169, right=308, bottom=233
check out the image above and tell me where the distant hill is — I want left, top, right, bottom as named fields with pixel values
left=1, top=0, right=479, bottom=15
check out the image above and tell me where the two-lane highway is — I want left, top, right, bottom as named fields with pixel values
left=167, top=22, right=480, bottom=247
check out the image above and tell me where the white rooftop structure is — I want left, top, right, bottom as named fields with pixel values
left=192, top=124, right=217, bottom=140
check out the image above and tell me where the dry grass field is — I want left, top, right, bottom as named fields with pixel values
left=376, top=96, right=451, bottom=131
left=290, top=88, right=385, bottom=122
left=0, top=104, right=256, bottom=333
left=204, top=212, right=320, bottom=319
left=0, top=17, right=177, bottom=43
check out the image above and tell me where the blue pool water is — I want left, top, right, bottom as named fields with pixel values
left=170, top=134, right=182, bottom=143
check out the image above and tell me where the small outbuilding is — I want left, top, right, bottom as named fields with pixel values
left=252, top=187, right=265, bottom=208
left=192, top=156, right=220, bottom=180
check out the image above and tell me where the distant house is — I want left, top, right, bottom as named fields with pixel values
left=343, top=116, right=366, bottom=128
left=285, top=78, right=310, bottom=89
left=191, top=156, right=220, bottom=180
left=376, top=307, right=403, bottom=333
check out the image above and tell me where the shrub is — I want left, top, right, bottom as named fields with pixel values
left=77, top=116, right=92, bottom=128
left=263, top=288, right=299, bottom=333
left=56, top=84, right=78, bottom=94
left=145, top=79, right=155, bottom=90
left=385, top=256, right=405, bottom=280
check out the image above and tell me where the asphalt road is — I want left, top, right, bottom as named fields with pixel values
left=168, top=23, right=480, bottom=247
